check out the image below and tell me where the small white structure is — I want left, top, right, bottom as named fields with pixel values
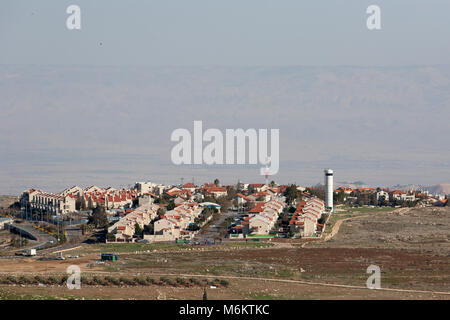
left=324, top=169, right=334, bottom=212
left=0, top=218, right=13, bottom=230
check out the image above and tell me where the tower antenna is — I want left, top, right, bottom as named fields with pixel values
left=265, top=157, right=270, bottom=187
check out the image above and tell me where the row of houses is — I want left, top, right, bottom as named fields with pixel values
left=145, top=203, right=204, bottom=242
left=61, top=185, right=140, bottom=210
left=107, top=202, right=159, bottom=242
left=335, top=187, right=417, bottom=202
left=235, top=188, right=284, bottom=208
left=230, top=196, right=286, bottom=236
left=20, top=185, right=145, bottom=216
left=288, top=197, right=326, bottom=237
left=18, top=179, right=295, bottom=217
left=20, top=189, right=77, bottom=215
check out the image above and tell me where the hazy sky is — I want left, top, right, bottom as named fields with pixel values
left=0, top=1, right=450, bottom=194
left=1, top=0, right=450, bottom=66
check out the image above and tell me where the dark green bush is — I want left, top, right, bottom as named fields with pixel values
left=160, top=277, right=174, bottom=286
left=47, top=276, right=59, bottom=285
left=81, top=276, right=93, bottom=285
left=189, top=277, right=201, bottom=286
left=18, top=275, right=31, bottom=285
left=119, top=277, right=135, bottom=286
left=219, top=279, right=229, bottom=287
left=34, top=275, right=45, bottom=284
left=146, top=277, right=156, bottom=285
left=105, top=276, right=120, bottom=285
left=135, top=277, right=148, bottom=286
left=60, top=275, right=68, bottom=285
left=7, top=276, right=18, bottom=284
left=92, top=276, right=105, bottom=285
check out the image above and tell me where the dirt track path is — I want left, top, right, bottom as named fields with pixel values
left=323, top=215, right=368, bottom=242
left=303, top=207, right=412, bottom=247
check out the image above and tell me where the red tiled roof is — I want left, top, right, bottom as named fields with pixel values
left=248, top=202, right=265, bottom=213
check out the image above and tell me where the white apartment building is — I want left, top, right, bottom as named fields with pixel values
left=20, top=189, right=77, bottom=216
left=107, top=202, right=159, bottom=242
left=147, top=203, right=203, bottom=242
left=248, top=197, right=286, bottom=235
left=290, top=197, right=325, bottom=237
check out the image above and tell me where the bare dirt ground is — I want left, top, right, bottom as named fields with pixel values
left=1, top=277, right=447, bottom=300
left=309, top=207, right=450, bottom=254
left=0, top=206, right=449, bottom=300
left=0, top=195, right=18, bottom=209
left=0, top=230, right=14, bottom=248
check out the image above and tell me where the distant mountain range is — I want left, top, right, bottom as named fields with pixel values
left=1, top=65, right=450, bottom=194
left=315, top=181, right=369, bottom=189
left=319, top=182, right=450, bottom=195
left=392, top=184, right=450, bottom=195
left=334, top=181, right=368, bottom=189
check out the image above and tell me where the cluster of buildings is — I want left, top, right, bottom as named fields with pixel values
left=336, top=186, right=417, bottom=202
left=230, top=170, right=331, bottom=238
left=145, top=202, right=205, bottom=242
left=230, top=196, right=286, bottom=237
left=107, top=200, right=219, bottom=243
left=19, top=185, right=142, bottom=216
left=107, top=202, right=159, bottom=242
left=288, top=197, right=326, bottom=237
left=64, top=185, right=140, bottom=210
left=20, top=189, right=77, bottom=215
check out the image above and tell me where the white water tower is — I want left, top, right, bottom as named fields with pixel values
left=324, top=169, right=334, bottom=212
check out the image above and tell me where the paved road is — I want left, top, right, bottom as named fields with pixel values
left=65, top=225, right=82, bottom=242
left=7, top=222, right=56, bottom=251
left=39, top=224, right=84, bottom=255
left=195, top=211, right=237, bottom=241
left=4, top=222, right=84, bottom=256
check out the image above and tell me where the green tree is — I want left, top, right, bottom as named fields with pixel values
left=284, top=184, right=299, bottom=205
left=167, top=200, right=176, bottom=211
left=89, top=205, right=108, bottom=228
left=157, top=207, right=166, bottom=217
left=226, top=186, right=237, bottom=200
left=144, top=224, right=154, bottom=235
left=214, top=178, right=220, bottom=186
left=81, top=224, right=87, bottom=235
left=134, top=223, right=143, bottom=236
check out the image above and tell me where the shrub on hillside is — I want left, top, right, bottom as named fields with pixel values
left=92, top=276, right=105, bottom=285
left=219, top=279, right=229, bottom=287
left=105, top=276, right=120, bottom=285
left=46, top=276, right=59, bottom=285
left=134, top=277, right=148, bottom=286
left=146, top=277, right=157, bottom=285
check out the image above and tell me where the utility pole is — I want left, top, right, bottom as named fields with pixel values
left=203, top=287, right=208, bottom=300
